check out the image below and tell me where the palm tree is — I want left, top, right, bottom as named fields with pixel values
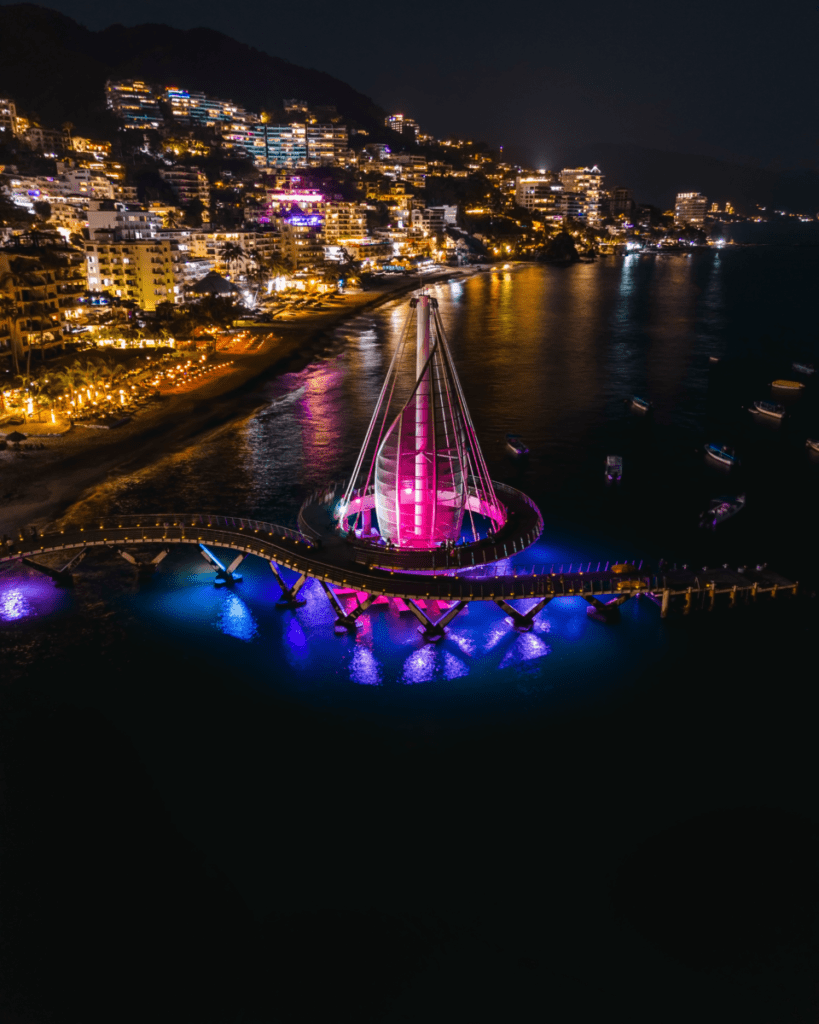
left=165, top=208, right=184, bottom=230
left=219, top=243, right=245, bottom=279
left=22, top=300, right=58, bottom=374
left=0, top=295, right=21, bottom=373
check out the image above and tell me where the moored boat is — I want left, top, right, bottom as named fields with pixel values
left=806, top=439, right=819, bottom=453
left=705, top=443, right=739, bottom=467
left=630, top=395, right=651, bottom=413
left=792, top=362, right=815, bottom=375
left=700, top=494, right=746, bottom=529
left=605, top=455, right=623, bottom=481
left=506, top=433, right=529, bottom=456
left=751, top=399, right=785, bottom=420
left=772, top=379, right=805, bottom=391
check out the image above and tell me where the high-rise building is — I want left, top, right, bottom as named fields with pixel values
left=385, top=114, right=419, bottom=141
left=674, top=192, right=708, bottom=227
left=515, top=174, right=560, bottom=211
left=85, top=237, right=190, bottom=309
left=164, top=87, right=255, bottom=128
left=559, top=166, right=605, bottom=225
left=306, top=124, right=349, bottom=166
left=266, top=124, right=308, bottom=167
left=105, top=80, right=162, bottom=130
left=608, top=186, right=634, bottom=219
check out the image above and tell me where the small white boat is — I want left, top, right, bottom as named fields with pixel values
left=506, top=433, right=529, bottom=456
left=806, top=439, right=819, bottom=453
left=605, top=455, right=623, bottom=482
left=700, top=494, right=746, bottom=529
left=630, top=396, right=651, bottom=413
left=792, top=362, right=815, bottom=375
left=705, top=443, right=739, bottom=467
left=751, top=399, right=785, bottom=420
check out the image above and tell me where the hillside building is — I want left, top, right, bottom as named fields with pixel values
left=105, top=80, right=162, bottom=130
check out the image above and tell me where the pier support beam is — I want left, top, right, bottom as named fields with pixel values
left=494, top=596, right=553, bottom=631
left=199, top=543, right=243, bottom=586
left=22, top=548, right=87, bottom=587
left=407, top=599, right=468, bottom=642
left=110, top=546, right=168, bottom=575
left=584, top=592, right=631, bottom=622
left=320, top=580, right=373, bottom=630
left=270, top=562, right=307, bottom=607
left=661, top=588, right=670, bottom=618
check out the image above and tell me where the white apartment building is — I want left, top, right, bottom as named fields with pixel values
left=411, top=205, right=458, bottom=235
left=322, top=203, right=368, bottom=244
left=87, top=203, right=163, bottom=241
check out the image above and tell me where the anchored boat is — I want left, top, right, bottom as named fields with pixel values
left=751, top=399, right=785, bottom=420
left=705, top=443, right=739, bottom=467
left=792, top=362, right=815, bottom=375
left=630, top=396, right=651, bottom=413
left=605, top=455, right=623, bottom=482
left=700, top=494, right=746, bottom=529
left=772, top=379, right=805, bottom=391
left=506, top=433, right=529, bottom=456
left=806, top=439, right=819, bottom=453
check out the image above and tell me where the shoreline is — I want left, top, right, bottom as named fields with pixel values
left=0, top=268, right=479, bottom=537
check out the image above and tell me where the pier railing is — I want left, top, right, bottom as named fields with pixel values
left=87, top=514, right=311, bottom=548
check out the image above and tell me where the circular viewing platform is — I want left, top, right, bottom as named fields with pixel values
left=298, top=480, right=544, bottom=572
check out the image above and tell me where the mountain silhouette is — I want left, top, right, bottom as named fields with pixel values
left=0, top=3, right=387, bottom=137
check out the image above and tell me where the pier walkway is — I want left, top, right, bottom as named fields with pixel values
left=0, top=513, right=798, bottom=639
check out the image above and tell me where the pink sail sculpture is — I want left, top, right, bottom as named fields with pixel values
left=340, top=294, right=504, bottom=549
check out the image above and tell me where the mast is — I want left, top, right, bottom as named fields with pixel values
left=414, top=294, right=432, bottom=542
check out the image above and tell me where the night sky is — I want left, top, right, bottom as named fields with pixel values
left=7, top=0, right=817, bottom=170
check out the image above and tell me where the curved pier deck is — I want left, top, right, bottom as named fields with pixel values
left=0, top=513, right=798, bottom=639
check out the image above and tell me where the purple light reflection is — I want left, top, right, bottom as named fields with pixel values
left=0, top=571, right=67, bottom=622
left=1, top=588, right=29, bottom=621
left=499, top=632, right=551, bottom=669
left=350, top=644, right=381, bottom=686
left=402, top=646, right=469, bottom=684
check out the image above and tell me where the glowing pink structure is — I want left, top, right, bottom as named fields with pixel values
left=341, top=294, right=505, bottom=549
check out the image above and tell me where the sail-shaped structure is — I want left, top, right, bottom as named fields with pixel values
left=340, top=294, right=505, bottom=549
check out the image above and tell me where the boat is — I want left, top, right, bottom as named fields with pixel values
left=605, top=455, right=623, bottom=482
left=700, top=494, right=746, bottom=529
left=806, top=439, right=819, bottom=453
left=792, top=362, right=815, bottom=375
left=772, top=379, right=805, bottom=391
left=751, top=399, right=785, bottom=420
left=705, top=443, right=739, bottom=467
left=630, top=396, right=651, bottom=413
left=506, top=433, right=529, bottom=456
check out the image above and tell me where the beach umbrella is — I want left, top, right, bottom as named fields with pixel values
left=5, top=431, right=27, bottom=443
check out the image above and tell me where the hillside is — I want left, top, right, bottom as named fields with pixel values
left=0, top=3, right=387, bottom=136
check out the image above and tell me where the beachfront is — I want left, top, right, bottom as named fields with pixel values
left=0, top=269, right=478, bottom=537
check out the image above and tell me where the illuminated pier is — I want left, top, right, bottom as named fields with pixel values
left=0, top=517, right=798, bottom=639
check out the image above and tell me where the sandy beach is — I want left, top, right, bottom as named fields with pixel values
left=0, top=268, right=479, bottom=537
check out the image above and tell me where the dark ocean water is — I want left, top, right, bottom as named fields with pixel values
left=2, top=250, right=818, bottom=1023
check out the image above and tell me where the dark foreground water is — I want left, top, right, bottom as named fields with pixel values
left=2, top=250, right=818, bottom=1023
